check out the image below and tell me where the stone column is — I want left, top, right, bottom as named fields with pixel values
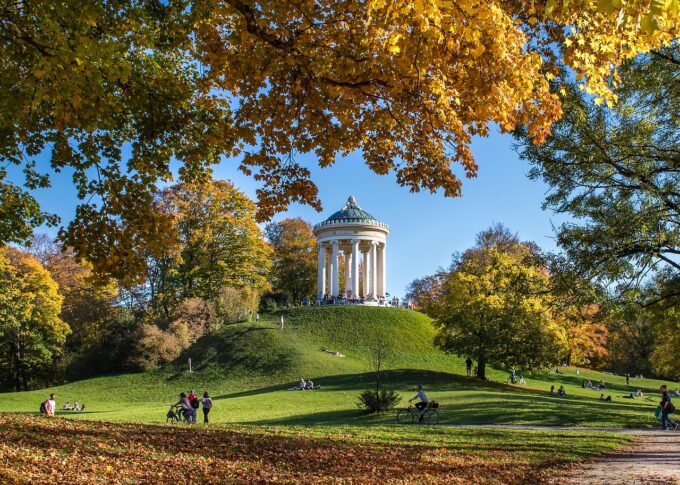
left=351, top=240, right=360, bottom=298
left=377, top=244, right=384, bottom=298
left=370, top=241, right=378, bottom=299
left=362, top=246, right=369, bottom=298
left=344, top=251, right=352, bottom=297
left=330, top=241, right=340, bottom=297
left=380, top=243, right=387, bottom=298
left=317, top=242, right=326, bottom=299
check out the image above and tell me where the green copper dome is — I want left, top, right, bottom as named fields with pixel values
left=315, top=196, right=388, bottom=230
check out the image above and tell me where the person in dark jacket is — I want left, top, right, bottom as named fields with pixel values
left=660, top=385, right=679, bottom=431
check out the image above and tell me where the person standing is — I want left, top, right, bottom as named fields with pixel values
left=279, top=314, right=285, bottom=331
left=188, top=389, right=199, bottom=424
left=465, top=358, right=473, bottom=376
left=202, top=392, right=213, bottom=424
left=175, top=392, right=191, bottom=423
left=626, top=373, right=630, bottom=386
left=660, top=385, right=679, bottom=431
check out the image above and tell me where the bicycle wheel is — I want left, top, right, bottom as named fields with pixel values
left=421, top=409, right=439, bottom=424
left=396, top=409, right=415, bottom=424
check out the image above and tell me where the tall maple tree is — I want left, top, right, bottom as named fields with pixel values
left=0, top=247, right=70, bottom=390
left=0, top=1, right=678, bottom=283
left=149, top=180, right=272, bottom=316
left=432, top=227, right=567, bottom=379
left=265, top=218, right=317, bottom=302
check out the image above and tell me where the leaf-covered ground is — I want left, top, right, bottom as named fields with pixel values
left=0, top=414, right=630, bottom=484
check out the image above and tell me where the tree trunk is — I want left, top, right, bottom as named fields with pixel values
left=12, top=341, right=21, bottom=392
left=477, top=355, right=487, bottom=380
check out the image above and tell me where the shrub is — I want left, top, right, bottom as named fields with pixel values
left=172, top=298, right=216, bottom=337
left=128, top=324, right=185, bottom=371
left=217, top=286, right=258, bottom=324
left=357, top=389, right=401, bottom=414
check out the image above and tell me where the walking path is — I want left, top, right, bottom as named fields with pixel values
left=441, top=425, right=680, bottom=484
left=554, top=430, right=680, bottom=484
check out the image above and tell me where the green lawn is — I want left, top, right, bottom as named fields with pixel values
left=0, top=306, right=672, bottom=429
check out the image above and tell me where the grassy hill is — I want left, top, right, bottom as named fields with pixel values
left=0, top=306, right=675, bottom=427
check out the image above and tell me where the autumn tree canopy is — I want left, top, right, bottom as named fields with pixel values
left=515, top=45, right=680, bottom=378
left=148, top=180, right=272, bottom=315
left=431, top=226, right=567, bottom=379
left=265, top=218, right=317, bottom=302
left=0, top=247, right=69, bottom=391
left=1, top=1, right=679, bottom=282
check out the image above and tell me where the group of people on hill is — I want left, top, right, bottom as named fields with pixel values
left=174, top=389, right=213, bottom=424
left=61, top=401, right=85, bottom=411
left=549, top=385, right=567, bottom=397
left=582, top=379, right=606, bottom=390
left=297, top=378, right=318, bottom=390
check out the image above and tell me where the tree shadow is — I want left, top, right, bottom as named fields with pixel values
left=167, top=326, right=296, bottom=380
left=210, top=369, right=655, bottom=427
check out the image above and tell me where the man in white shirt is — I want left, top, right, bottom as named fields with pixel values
left=409, top=385, right=430, bottom=422
left=46, top=394, right=57, bottom=417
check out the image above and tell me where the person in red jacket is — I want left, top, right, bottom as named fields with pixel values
left=187, top=389, right=198, bottom=424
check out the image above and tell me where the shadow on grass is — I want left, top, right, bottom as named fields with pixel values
left=211, top=368, right=654, bottom=428
left=169, top=326, right=297, bottom=380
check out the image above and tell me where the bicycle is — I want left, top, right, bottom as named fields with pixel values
left=166, top=405, right=185, bottom=423
left=396, top=403, right=439, bottom=424
left=506, top=375, right=526, bottom=385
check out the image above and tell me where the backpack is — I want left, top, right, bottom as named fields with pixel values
left=39, top=401, right=47, bottom=414
left=669, top=402, right=676, bottom=414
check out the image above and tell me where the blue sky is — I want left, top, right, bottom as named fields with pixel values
left=217, top=129, right=567, bottom=297
left=14, top=129, right=565, bottom=297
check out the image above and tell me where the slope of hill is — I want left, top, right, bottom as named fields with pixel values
left=0, top=306, right=674, bottom=427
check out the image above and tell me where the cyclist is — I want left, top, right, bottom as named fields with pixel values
left=408, top=384, right=430, bottom=422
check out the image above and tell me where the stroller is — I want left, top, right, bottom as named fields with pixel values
left=166, top=405, right=185, bottom=423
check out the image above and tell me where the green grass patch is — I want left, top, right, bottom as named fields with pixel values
left=0, top=306, right=674, bottom=428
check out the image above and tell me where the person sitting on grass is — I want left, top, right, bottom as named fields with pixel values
left=408, top=384, right=430, bottom=422
left=557, top=386, right=566, bottom=397
left=72, top=401, right=80, bottom=411
left=299, top=378, right=306, bottom=390
left=550, top=385, right=556, bottom=396
left=62, top=401, right=70, bottom=410
left=41, top=394, right=56, bottom=417
left=306, top=379, right=314, bottom=390
left=599, top=394, right=612, bottom=402
left=80, top=403, right=86, bottom=412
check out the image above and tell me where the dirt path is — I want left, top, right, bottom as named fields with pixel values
left=440, top=425, right=680, bottom=484
left=552, top=430, right=680, bottom=485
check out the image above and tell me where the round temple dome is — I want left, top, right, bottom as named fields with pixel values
left=315, top=196, right=388, bottom=229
